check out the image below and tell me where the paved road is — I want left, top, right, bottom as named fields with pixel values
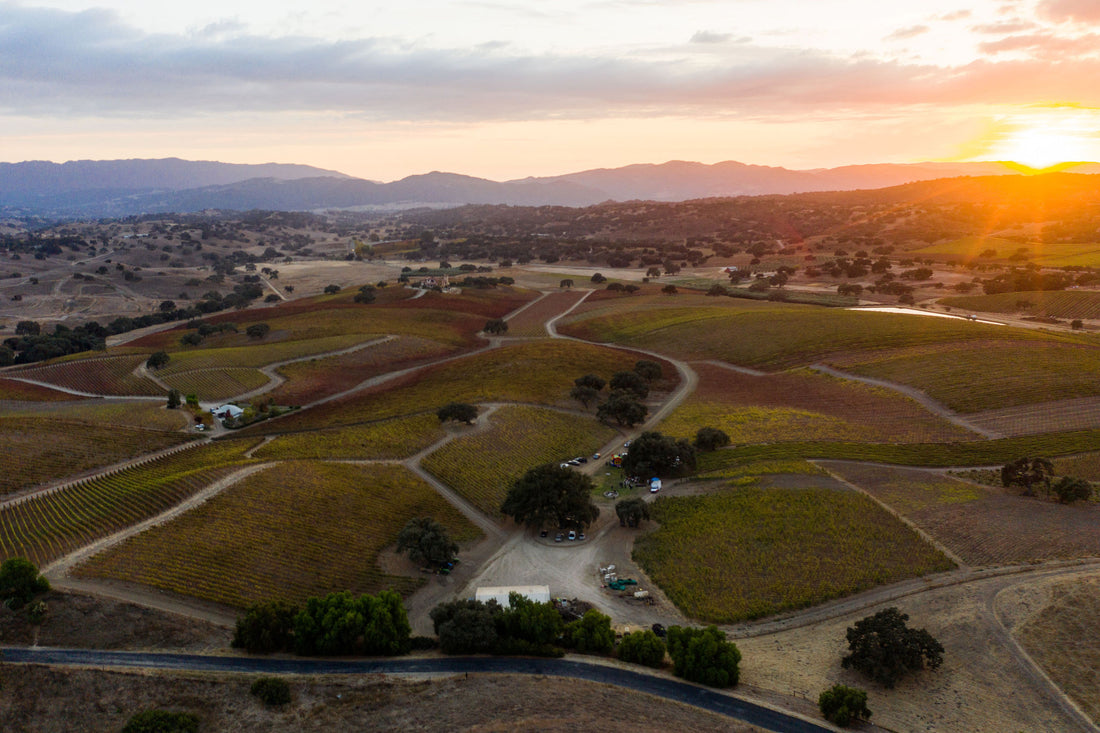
left=0, top=647, right=833, bottom=733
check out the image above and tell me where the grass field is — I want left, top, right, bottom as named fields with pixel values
left=913, top=237, right=1100, bottom=267
left=422, top=406, right=617, bottom=517
left=559, top=297, right=1059, bottom=370
left=74, top=461, right=482, bottom=608
left=633, top=482, right=954, bottom=622
left=822, top=462, right=1100, bottom=566
left=262, top=340, right=651, bottom=433
left=940, top=290, right=1100, bottom=320
left=0, top=378, right=81, bottom=402
left=252, top=413, right=444, bottom=460
left=266, top=336, right=461, bottom=405
left=0, top=438, right=260, bottom=567
left=0, top=417, right=195, bottom=497
left=1015, top=576, right=1100, bottom=725
left=659, top=364, right=977, bottom=443
left=160, top=368, right=271, bottom=401
left=696, top=426, right=1100, bottom=471
left=838, top=340, right=1100, bottom=413
left=13, top=355, right=164, bottom=396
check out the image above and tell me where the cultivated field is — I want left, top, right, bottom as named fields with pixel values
left=161, top=368, right=271, bottom=401
left=253, top=413, right=444, bottom=460
left=820, top=462, right=1100, bottom=565
left=75, top=461, right=482, bottom=608
left=502, top=289, right=589, bottom=337
left=0, top=439, right=259, bottom=567
left=659, top=363, right=977, bottom=443
left=941, top=289, right=1100, bottom=319
left=0, top=417, right=194, bottom=497
left=632, top=481, right=954, bottom=622
left=11, top=354, right=164, bottom=396
left=266, top=335, right=461, bottom=405
left=913, top=236, right=1100, bottom=267
left=422, top=405, right=617, bottom=517
left=0, top=378, right=81, bottom=401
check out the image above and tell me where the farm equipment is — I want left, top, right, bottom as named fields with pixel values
left=607, top=578, right=638, bottom=591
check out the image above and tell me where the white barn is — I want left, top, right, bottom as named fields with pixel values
left=475, top=585, right=551, bottom=607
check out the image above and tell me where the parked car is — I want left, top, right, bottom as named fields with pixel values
left=578, top=532, right=586, bottom=541
left=568, top=530, right=577, bottom=541
left=555, top=533, right=564, bottom=542
left=539, top=529, right=548, bottom=538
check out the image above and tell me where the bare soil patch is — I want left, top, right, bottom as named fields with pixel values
left=0, top=590, right=228, bottom=651
left=0, top=666, right=761, bottom=733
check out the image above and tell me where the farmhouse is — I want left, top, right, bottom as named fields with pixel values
left=212, top=404, right=244, bottom=421
left=475, top=585, right=551, bottom=607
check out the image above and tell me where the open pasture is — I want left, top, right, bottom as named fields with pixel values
left=837, top=340, right=1100, bottom=413
left=632, top=483, right=954, bottom=622
left=659, top=363, right=977, bottom=443
left=0, top=417, right=194, bottom=497
left=820, top=462, right=1100, bottom=566
left=913, top=237, right=1100, bottom=267
left=0, top=438, right=259, bottom=567
left=266, top=336, right=461, bottom=405
left=160, top=368, right=270, bottom=401
left=0, top=378, right=81, bottom=402
left=12, top=354, right=164, bottom=396
left=559, top=298, right=1050, bottom=370
left=503, top=290, right=590, bottom=337
left=253, top=413, right=444, bottom=460
left=697, top=427, right=1100, bottom=471
left=421, top=406, right=617, bottom=517
left=263, top=340, right=653, bottom=433
left=74, top=461, right=482, bottom=608
left=940, top=289, right=1100, bottom=320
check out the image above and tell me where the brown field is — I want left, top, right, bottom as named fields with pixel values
left=660, top=363, right=978, bottom=443
left=504, top=289, right=590, bottom=337
left=75, top=461, right=482, bottom=608
left=821, top=462, right=1100, bottom=565
left=0, top=667, right=758, bottom=733
left=266, top=335, right=462, bottom=405
left=0, top=378, right=81, bottom=402
left=11, top=354, right=164, bottom=396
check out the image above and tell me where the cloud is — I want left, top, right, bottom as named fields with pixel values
left=690, top=30, right=733, bottom=44
left=4, top=1, right=1100, bottom=125
left=1038, top=0, right=1100, bottom=24
left=970, top=20, right=1037, bottom=34
left=885, top=25, right=929, bottom=41
left=937, top=10, right=972, bottom=21
left=978, top=31, right=1100, bottom=57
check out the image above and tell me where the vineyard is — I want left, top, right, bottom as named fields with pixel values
left=264, top=340, right=649, bottom=433
left=503, top=290, right=590, bottom=337
left=12, top=354, right=164, bottom=396
left=940, top=290, right=1100, bottom=320
left=559, top=298, right=1063, bottom=370
left=0, top=417, right=195, bottom=497
left=837, top=340, right=1100, bottom=413
left=5, top=401, right=193, bottom=432
left=74, top=461, right=482, bottom=608
left=266, top=335, right=461, bottom=405
left=823, top=462, right=1100, bottom=566
left=0, top=378, right=81, bottom=402
left=422, top=406, right=617, bottom=516
left=0, top=438, right=261, bottom=567
left=633, top=484, right=955, bottom=622
left=161, top=368, right=271, bottom=401
left=913, top=237, right=1100, bottom=267
left=253, top=413, right=445, bottom=460
left=658, top=363, right=977, bottom=444
left=155, top=334, right=374, bottom=374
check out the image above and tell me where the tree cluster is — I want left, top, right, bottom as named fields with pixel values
left=396, top=517, right=458, bottom=567
left=841, top=607, right=943, bottom=688
left=616, top=629, right=667, bottom=667
left=615, top=497, right=651, bottom=527
left=621, top=431, right=696, bottom=478
left=500, top=463, right=599, bottom=531
left=430, top=593, right=565, bottom=656
left=1001, top=456, right=1093, bottom=503
left=0, top=557, right=50, bottom=610
left=665, top=625, right=742, bottom=688
left=437, top=402, right=479, bottom=425
left=232, top=590, right=411, bottom=657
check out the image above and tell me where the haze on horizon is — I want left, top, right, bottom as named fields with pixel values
left=4, top=0, right=1100, bottom=181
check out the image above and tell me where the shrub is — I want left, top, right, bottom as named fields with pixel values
left=665, top=625, right=741, bottom=687
left=250, top=677, right=292, bottom=707
left=617, top=630, right=666, bottom=667
left=437, top=402, right=479, bottom=425
left=121, top=709, right=199, bottom=733
left=232, top=600, right=299, bottom=654
left=0, top=557, right=50, bottom=610
left=693, top=427, right=730, bottom=452
left=566, top=609, right=615, bottom=654
left=818, top=684, right=872, bottom=727
left=1051, top=476, right=1092, bottom=504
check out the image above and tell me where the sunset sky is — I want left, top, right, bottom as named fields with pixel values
left=3, top=0, right=1100, bottom=180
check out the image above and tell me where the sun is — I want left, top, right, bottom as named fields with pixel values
left=998, top=127, right=1087, bottom=170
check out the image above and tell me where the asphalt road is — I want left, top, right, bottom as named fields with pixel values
left=1, top=647, right=833, bottom=733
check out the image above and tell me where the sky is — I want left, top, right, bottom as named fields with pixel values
left=3, top=0, right=1100, bottom=181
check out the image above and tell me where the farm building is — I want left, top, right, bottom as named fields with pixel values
left=212, top=404, right=244, bottom=420
left=475, top=585, right=551, bottom=607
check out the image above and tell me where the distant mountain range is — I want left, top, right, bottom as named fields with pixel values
left=2, top=157, right=1099, bottom=218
